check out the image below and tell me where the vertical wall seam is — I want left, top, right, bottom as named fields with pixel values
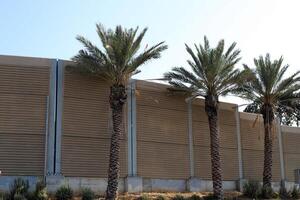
left=277, top=118, right=285, bottom=180
left=127, top=80, right=133, bottom=176
left=46, top=59, right=57, bottom=176
left=54, top=60, right=64, bottom=175
left=44, top=96, right=49, bottom=179
left=131, top=80, right=137, bottom=176
left=188, top=100, right=194, bottom=177
left=235, top=106, right=243, bottom=180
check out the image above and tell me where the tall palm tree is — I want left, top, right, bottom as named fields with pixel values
left=68, top=24, right=167, bottom=200
left=236, top=54, right=300, bottom=187
left=164, top=36, right=243, bottom=200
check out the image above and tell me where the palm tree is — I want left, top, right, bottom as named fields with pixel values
left=68, top=24, right=167, bottom=200
left=164, top=36, right=242, bottom=200
left=237, top=54, right=300, bottom=187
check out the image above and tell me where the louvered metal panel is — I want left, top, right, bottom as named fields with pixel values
left=0, top=56, right=50, bottom=176
left=61, top=72, right=128, bottom=177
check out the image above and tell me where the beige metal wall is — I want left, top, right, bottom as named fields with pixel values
left=1, top=55, right=300, bottom=184
left=282, top=126, right=300, bottom=182
left=61, top=68, right=128, bottom=177
left=135, top=81, right=190, bottom=179
left=0, top=55, right=50, bottom=176
left=193, top=101, right=239, bottom=181
left=240, top=113, right=281, bottom=181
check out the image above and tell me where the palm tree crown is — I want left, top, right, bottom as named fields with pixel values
left=164, top=36, right=242, bottom=102
left=69, top=24, right=167, bottom=85
left=238, top=54, right=300, bottom=120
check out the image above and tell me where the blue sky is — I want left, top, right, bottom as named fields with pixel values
left=1, top=0, right=299, bottom=104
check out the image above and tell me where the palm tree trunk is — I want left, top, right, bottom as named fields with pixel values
left=106, top=84, right=127, bottom=200
left=262, top=104, right=274, bottom=187
left=205, top=95, right=223, bottom=200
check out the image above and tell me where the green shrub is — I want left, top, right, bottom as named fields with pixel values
left=243, top=181, right=260, bottom=198
left=291, top=186, right=300, bottom=199
left=8, top=178, right=29, bottom=200
left=33, top=181, right=47, bottom=200
left=202, top=194, right=216, bottom=200
left=279, top=182, right=290, bottom=199
left=156, top=195, right=167, bottom=200
left=259, top=185, right=276, bottom=199
left=55, top=185, right=73, bottom=200
left=172, top=195, right=185, bottom=200
left=81, top=187, right=95, bottom=200
left=188, top=194, right=202, bottom=200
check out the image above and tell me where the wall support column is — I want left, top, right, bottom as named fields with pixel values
left=235, top=106, right=245, bottom=191
left=54, top=60, right=64, bottom=175
left=277, top=118, right=285, bottom=181
left=126, top=79, right=142, bottom=193
left=188, top=100, right=194, bottom=177
left=46, top=59, right=58, bottom=176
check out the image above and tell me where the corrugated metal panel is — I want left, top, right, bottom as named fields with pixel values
left=0, top=61, right=49, bottom=176
left=62, top=136, right=127, bottom=177
left=136, top=105, right=188, bottom=145
left=193, top=121, right=237, bottom=149
left=137, top=141, right=189, bottom=179
left=135, top=87, right=187, bottom=111
left=62, top=72, right=128, bottom=177
left=241, top=118, right=281, bottom=181
left=136, top=85, right=189, bottom=179
left=192, top=104, right=238, bottom=181
left=242, top=149, right=281, bottom=181
left=194, top=146, right=239, bottom=180
left=283, top=132, right=300, bottom=182
left=0, top=65, right=49, bottom=95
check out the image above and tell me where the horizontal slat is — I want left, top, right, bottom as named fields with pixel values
left=62, top=136, right=127, bottom=177
left=194, top=146, right=239, bottom=180
left=0, top=65, right=49, bottom=95
left=137, top=141, right=189, bottom=179
left=136, top=105, right=188, bottom=144
left=193, top=121, right=237, bottom=148
left=242, top=149, right=281, bottom=181
left=0, top=133, right=45, bottom=176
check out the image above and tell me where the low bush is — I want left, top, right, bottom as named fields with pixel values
left=138, top=194, right=150, bottom=200
left=81, top=187, right=95, bottom=200
left=172, top=195, right=185, bottom=200
left=8, top=178, right=29, bottom=200
left=291, top=186, right=300, bottom=199
left=242, top=180, right=260, bottom=198
left=259, top=185, right=276, bottom=199
left=33, top=181, right=48, bottom=200
left=279, top=182, right=290, bottom=199
left=156, top=195, right=168, bottom=200
left=55, top=185, right=73, bottom=200
left=202, top=194, right=216, bottom=200
left=188, top=194, right=202, bottom=200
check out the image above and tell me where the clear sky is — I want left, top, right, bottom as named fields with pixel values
left=1, top=0, right=299, bottom=105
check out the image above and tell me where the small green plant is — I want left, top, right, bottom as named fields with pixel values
left=33, top=181, right=47, bottom=200
left=291, top=186, right=300, bottom=199
left=259, top=185, right=276, bottom=199
left=242, top=181, right=260, bottom=198
left=138, top=194, right=150, bottom=200
left=9, top=178, right=29, bottom=200
left=279, top=182, right=290, bottom=199
left=172, top=195, right=185, bottom=200
left=156, top=195, right=167, bottom=200
left=188, top=194, right=202, bottom=200
left=202, top=194, right=216, bottom=200
left=81, top=187, right=95, bottom=200
left=55, top=185, right=73, bottom=200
